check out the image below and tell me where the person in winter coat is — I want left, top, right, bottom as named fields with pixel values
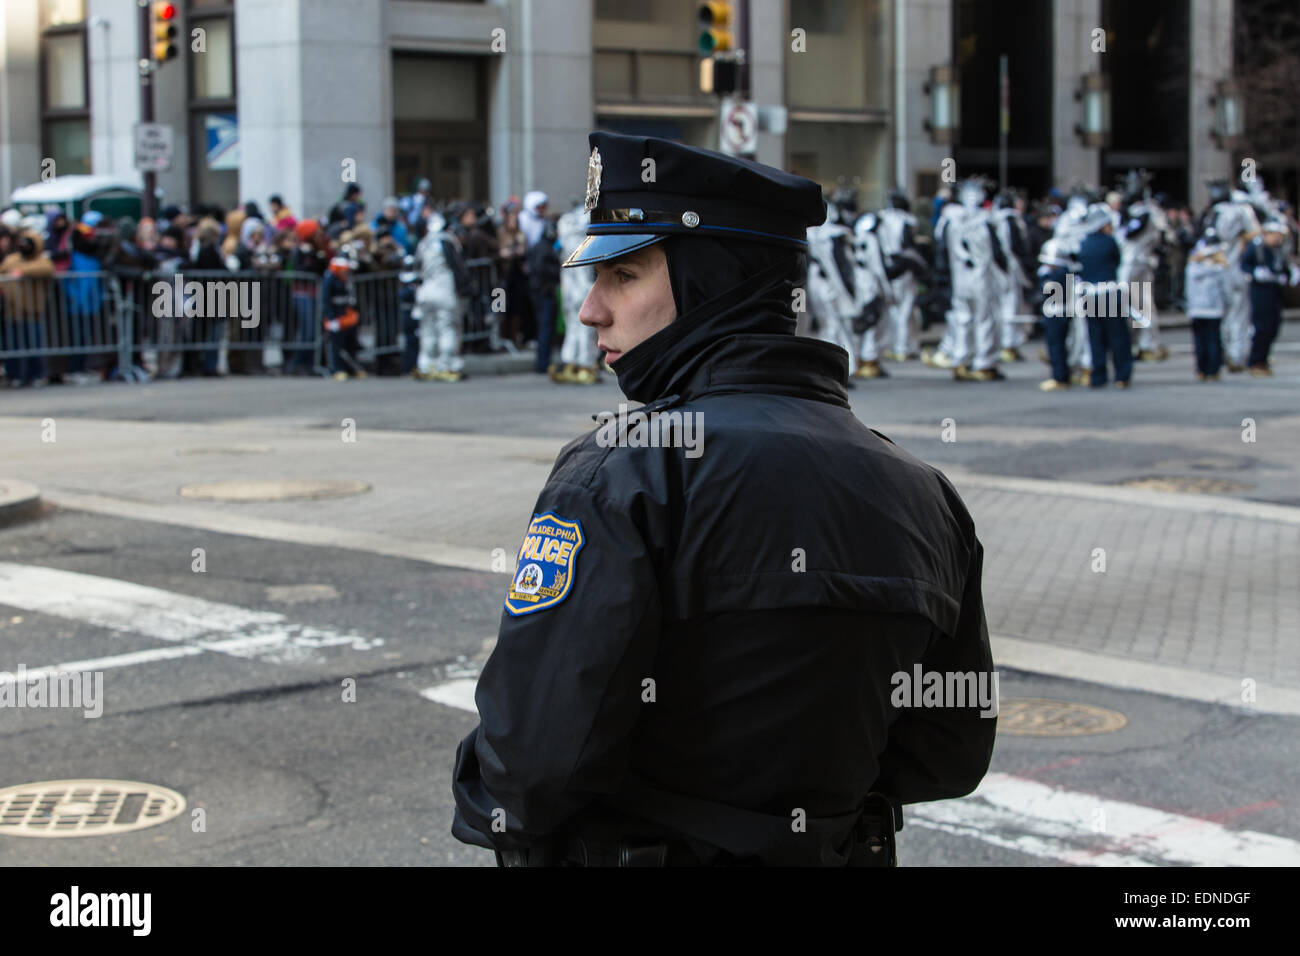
left=1240, top=221, right=1300, bottom=376
left=1183, top=230, right=1230, bottom=380
left=1, top=230, right=55, bottom=386
left=526, top=213, right=561, bottom=375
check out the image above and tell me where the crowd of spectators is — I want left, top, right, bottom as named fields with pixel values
left=0, top=177, right=569, bottom=387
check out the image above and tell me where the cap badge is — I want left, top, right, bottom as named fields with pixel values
left=681, top=211, right=700, bottom=228
left=584, top=147, right=603, bottom=213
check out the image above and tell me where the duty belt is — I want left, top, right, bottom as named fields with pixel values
left=495, top=792, right=899, bottom=867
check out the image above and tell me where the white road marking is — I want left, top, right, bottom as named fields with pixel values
left=908, top=773, right=1300, bottom=867
left=419, top=678, right=1299, bottom=867
left=418, top=678, right=479, bottom=713
left=0, top=562, right=382, bottom=676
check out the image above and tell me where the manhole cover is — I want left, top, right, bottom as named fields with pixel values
left=174, top=444, right=273, bottom=457
left=1117, top=476, right=1249, bottom=494
left=178, top=479, right=370, bottom=501
left=997, top=698, right=1128, bottom=736
left=0, top=779, right=185, bottom=838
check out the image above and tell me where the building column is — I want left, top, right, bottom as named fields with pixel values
left=236, top=0, right=391, bottom=221
left=1189, top=0, right=1233, bottom=211
left=86, top=0, right=145, bottom=188
left=894, top=0, right=951, bottom=199
left=750, top=0, right=784, bottom=168
left=0, top=0, right=42, bottom=199
left=502, top=0, right=591, bottom=209
left=1053, top=0, right=1102, bottom=189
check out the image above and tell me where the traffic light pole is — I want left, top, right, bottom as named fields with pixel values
left=137, top=0, right=156, bottom=219
left=737, top=0, right=750, bottom=99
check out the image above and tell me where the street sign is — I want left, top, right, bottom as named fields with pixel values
left=134, top=122, right=174, bottom=172
left=720, top=97, right=757, bottom=155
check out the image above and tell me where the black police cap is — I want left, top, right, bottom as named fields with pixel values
left=562, top=131, right=827, bottom=268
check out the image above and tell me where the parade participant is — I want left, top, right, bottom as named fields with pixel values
left=1116, top=171, right=1173, bottom=361
left=553, top=203, right=600, bottom=384
left=1240, top=221, right=1300, bottom=377
left=991, top=189, right=1032, bottom=362
left=876, top=188, right=922, bottom=360
left=1053, top=192, right=1094, bottom=383
left=1076, top=203, right=1131, bottom=389
left=1036, top=237, right=1079, bottom=391
left=938, top=179, right=1003, bottom=381
left=849, top=209, right=894, bottom=379
left=1210, top=177, right=1262, bottom=372
left=413, top=212, right=471, bottom=383
left=451, top=131, right=996, bottom=867
left=806, top=202, right=861, bottom=375
left=1183, top=228, right=1229, bottom=381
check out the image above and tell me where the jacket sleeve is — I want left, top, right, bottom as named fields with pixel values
left=451, top=467, right=664, bottom=852
left=874, top=535, right=998, bottom=805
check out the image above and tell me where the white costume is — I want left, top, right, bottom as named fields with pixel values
left=939, top=183, right=999, bottom=372
left=875, top=204, right=919, bottom=357
left=991, top=202, right=1032, bottom=354
left=1117, top=190, right=1174, bottom=355
left=1053, top=195, right=1093, bottom=374
left=414, top=214, right=466, bottom=376
left=556, top=206, right=598, bottom=374
left=851, top=213, right=894, bottom=370
left=806, top=210, right=860, bottom=373
left=1212, top=188, right=1263, bottom=368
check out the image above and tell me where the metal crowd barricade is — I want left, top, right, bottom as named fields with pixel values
left=0, top=270, right=125, bottom=377
left=2, top=259, right=525, bottom=385
left=351, top=269, right=406, bottom=372
left=462, top=256, right=513, bottom=352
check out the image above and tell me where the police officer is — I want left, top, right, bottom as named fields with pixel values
left=450, top=131, right=996, bottom=866
left=1241, top=220, right=1300, bottom=376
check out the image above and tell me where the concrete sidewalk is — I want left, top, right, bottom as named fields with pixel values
left=3, top=414, right=1297, bottom=704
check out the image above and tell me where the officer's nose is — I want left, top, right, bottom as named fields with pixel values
left=579, top=278, right=609, bottom=328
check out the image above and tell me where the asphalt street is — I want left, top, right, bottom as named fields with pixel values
left=1, top=321, right=1298, bottom=866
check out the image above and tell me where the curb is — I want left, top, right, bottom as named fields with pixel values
left=0, top=480, right=41, bottom=527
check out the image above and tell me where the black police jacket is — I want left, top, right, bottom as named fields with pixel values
left=452, top=307, right=996, bottom=866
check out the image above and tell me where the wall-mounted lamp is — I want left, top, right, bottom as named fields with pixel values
left=923, top=64, right=959, bottom=144
left=1073, top=72, right=1110, bottom=148
left=1209, top=79, right=1244, bottom=149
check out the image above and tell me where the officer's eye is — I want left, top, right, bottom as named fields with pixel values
left=615, top=269, right=635, bottom=284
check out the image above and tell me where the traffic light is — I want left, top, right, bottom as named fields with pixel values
left=698, top=2, right=734, bottom=54
left=152, top=1, right=178, bottom=64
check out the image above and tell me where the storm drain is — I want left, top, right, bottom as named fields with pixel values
left=178, top=478, right=370, bottom=501
left=997, top=698, right=1128, bottom=737
left=0, top=779, right=185, bottom=838
left=1117, top=476, right=1249, bottom=494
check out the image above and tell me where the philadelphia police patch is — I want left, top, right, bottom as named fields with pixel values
left=505, top=512, right=585, bottom=616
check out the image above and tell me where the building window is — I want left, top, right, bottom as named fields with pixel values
left=594, top=1, right=706, bottom=104
left=40, top=0, right=86, bottom=28
left=787, top=0, right=889, bottom=111
left=188, top=0, right=238, bottom=208
left=40, top=4, right=90, bottom=175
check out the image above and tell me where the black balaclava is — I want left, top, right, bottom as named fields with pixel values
left=611, top=234, right=805, bottom=403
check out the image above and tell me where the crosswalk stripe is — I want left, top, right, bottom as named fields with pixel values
left=907, top=773, right=1300, bottom=866
left=417, top=676, right=1299, bottom=866
left=0, top=562, right=383, bottom=676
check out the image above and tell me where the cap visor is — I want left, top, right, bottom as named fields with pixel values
left=562, top=233, right=666, bottom=267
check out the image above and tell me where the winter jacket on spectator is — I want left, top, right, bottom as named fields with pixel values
left=1184, top=243, right=1229, bottom=319
left=1, top=232, right=56, bottom=319
left=525, top=219, right=561, bottom=300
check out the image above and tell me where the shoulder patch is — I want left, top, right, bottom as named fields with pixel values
left=505, top=512, right=585, bottom=616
